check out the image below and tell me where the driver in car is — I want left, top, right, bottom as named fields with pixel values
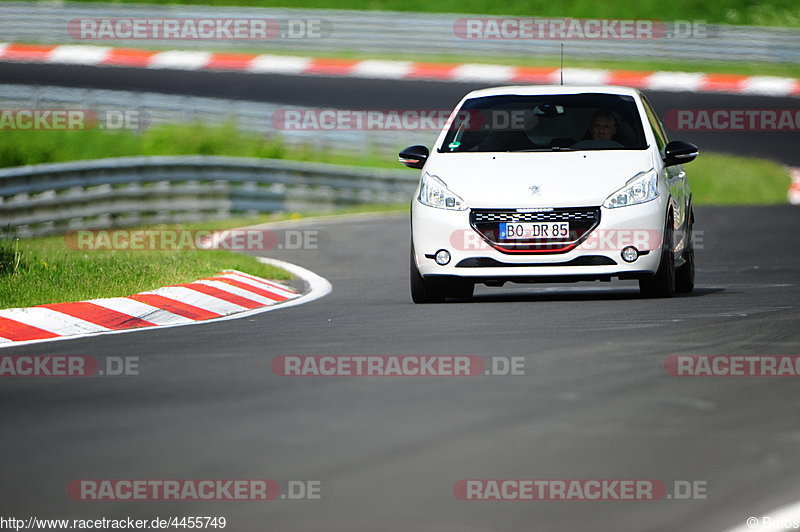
left=589, top=110, right=618, bottom=141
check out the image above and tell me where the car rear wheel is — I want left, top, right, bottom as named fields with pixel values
left=675, top=211, right=695, bottom=294
left=639, top=217, right=675, bottom=298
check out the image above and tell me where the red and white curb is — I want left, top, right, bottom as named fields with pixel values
left=0, top=258, right=331, bottom=348
left=789, top=167, right=800, bottom=205
left=1, top=42, right=799, bottom=97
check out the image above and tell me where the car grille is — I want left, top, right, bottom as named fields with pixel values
left=471, top=208, right=599, bottom=223
left=469, top=207, right=601, bottom=254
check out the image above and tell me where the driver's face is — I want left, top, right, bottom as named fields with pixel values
left=591, top=116, right=617, bottom=140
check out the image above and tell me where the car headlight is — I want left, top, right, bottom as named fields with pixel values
left=418, top=172, right=467, bottom=210
left=603, top=169, right=659, bottom=209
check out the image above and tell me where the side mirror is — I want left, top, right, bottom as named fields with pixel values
left=664, top=140, right=698, bottom=167
left=398, top=145, right=429, bottom=169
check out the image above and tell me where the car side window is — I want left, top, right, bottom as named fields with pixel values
left=641, top=97, right=669, bottom=152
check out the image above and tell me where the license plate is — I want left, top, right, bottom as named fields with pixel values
left=499, top=222, right=570, bottom=239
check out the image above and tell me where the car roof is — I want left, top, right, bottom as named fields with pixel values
left=460, top=85, right=643, bottom=99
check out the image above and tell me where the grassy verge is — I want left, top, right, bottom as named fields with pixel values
left=57, top=0, right=800, bottom=29
left=0, top=223, right=291, bottom=309
left=688, top=152, right=791, bottom=205
left=0, top=123, right=390, bottom=169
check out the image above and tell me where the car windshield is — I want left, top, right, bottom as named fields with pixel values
left=439, top=93, right=648, bottom=153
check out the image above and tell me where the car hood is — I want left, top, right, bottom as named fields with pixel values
left=423, top=150, right=655, bottom=208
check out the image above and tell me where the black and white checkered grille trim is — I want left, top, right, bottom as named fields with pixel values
left=471, top=208, right=599, bottom=224
left=468, top=207, right=602, bottom=254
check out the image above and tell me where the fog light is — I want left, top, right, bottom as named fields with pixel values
left=621, top=246, right=639, bottom=263
left=435, top=249, right=451, bottom=265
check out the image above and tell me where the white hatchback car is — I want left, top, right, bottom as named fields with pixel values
left=400, top=85, right=698, bottom=303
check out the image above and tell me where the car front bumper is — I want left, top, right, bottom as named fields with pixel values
left=412, top=197, right=668, bottom=282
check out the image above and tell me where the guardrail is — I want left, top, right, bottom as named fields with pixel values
left=0, top=2, right=798, bottom=64
left=0, top=156, right=417, bottom=237
left=0, top=84, right=435, bottom=158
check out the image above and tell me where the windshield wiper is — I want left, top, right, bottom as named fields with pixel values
left=506, top=147, right=574, bottom=152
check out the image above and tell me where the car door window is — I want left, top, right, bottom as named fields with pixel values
left=641, top=97, right=669, bottom=153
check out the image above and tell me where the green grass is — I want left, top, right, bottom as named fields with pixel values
left=0, top=221, right=292, bottom=309
left=0, top=236, right=23, bottom=276
left=687, top=151, right=791, bottom=205
left=55, top=0, right=800, bottom=28
left=0, top=123, right=273, bottom=168
left=0, top=122, right=392, bottom=169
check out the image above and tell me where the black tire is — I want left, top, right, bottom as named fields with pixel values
left=639, top=217, right=675, bottom=298
left=675, top=212, right=695, bottom=294
left=446, top=279, right=474, bottom=299
left=410, top=245, right=446, bottom=303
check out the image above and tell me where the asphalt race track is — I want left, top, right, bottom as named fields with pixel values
left=2, top=204, right=800, bottom=531
left=1, top=62, right=799, bottom=166
left=1, top=60, right=800, bottom=531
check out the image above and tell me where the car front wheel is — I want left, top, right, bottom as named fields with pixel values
left=410, top=245, right=475, bottom=303
left=639, top=217, right=675, bottom=298
left=410, top=244, right=446, bottom=303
